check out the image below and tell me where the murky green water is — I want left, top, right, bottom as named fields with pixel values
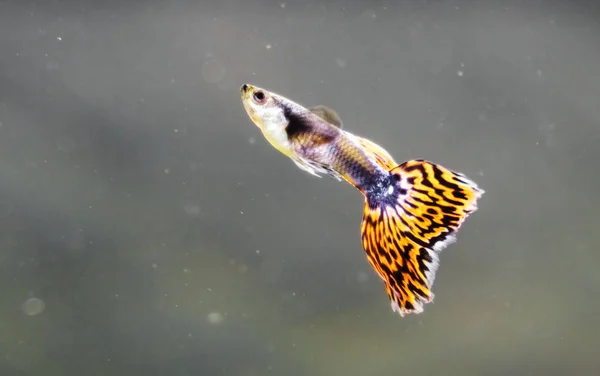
left=0, top=1, right=599, bottom=375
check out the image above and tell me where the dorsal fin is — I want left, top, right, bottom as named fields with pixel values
left=309, top=105, right=343, bottom=128
left=347, top=133, right=397, bottom=170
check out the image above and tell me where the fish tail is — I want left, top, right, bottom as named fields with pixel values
left=360, top=159, right=484, bottom=316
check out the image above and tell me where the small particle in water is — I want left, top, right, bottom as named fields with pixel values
left=57, top=36, right=62, bottom=41
left=248, top=137, right=256, bottom=144
left=164, top=168, right=170, bottom=174
left=280, top=3, right=286, bottom=8
left=457, top=70, right=464, bottom=76
left=207, top=311, right=224, bottom=324
left=335, top=58, right=347, bottom=68
left=265, top=44, right=272, bottom=50
left=536, top=69, right=542, bottom=77
left=22, top=297, right=45, bottom=316
left=361, top=10, right=377, bottom=19
left=152, top=263, right=158, bottom=269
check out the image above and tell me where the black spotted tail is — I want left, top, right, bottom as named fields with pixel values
left=360, top=159, right=484, bottom=316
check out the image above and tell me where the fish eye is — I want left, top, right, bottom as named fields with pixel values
left=253, top=90, right=267, bottom=104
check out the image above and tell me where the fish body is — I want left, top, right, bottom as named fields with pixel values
left=240, top=84, right=484, bottom=316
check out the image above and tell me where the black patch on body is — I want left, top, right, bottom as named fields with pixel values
left=282, top=104, right=312, bottom=138
left=284, top=111, right=312, bottom=138
left=282, top=104, right=337, bottom=144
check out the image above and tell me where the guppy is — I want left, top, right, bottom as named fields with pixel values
left=240, top=84, right=484, bottom=316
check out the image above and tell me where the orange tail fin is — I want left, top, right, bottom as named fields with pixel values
left=360, top=159, right=484, bottom=316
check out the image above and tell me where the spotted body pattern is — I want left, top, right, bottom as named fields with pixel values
left=240, top=84, right=484, bottom=316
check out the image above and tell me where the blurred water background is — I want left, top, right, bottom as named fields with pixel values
left=0, top=0, right=599, bottom=375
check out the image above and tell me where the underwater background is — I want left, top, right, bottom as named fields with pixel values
left=0, top=0, right=599, bottom=375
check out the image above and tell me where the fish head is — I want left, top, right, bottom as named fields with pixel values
left=240, top=83, right=304, bottom=157
left=240, top=84, right=283, bottom=126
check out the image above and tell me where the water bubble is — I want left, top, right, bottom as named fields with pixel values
left=22, top=297, right=45, bottom=316
left=207, top=311, right=224, bottom=324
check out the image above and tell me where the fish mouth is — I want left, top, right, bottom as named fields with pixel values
left=240, top=84, right=259, bottom=125
left=240, top=83, right=256, bottom=103
left=241, top=83, right=258, bottom=96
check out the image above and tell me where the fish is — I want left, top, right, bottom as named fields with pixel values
left=240, top=83, right=484, bottom=317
